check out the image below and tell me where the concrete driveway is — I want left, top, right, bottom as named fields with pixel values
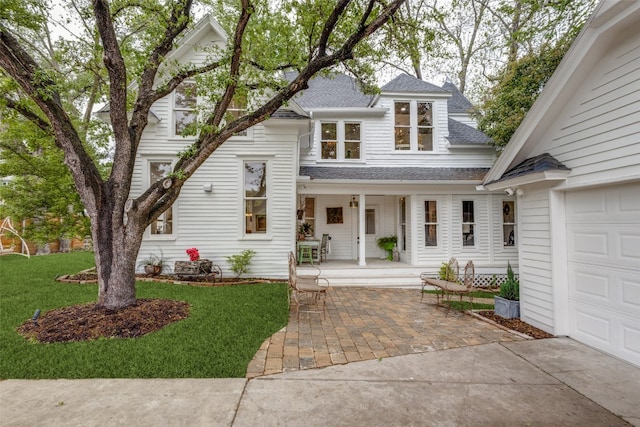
left=2, top=338, right=639, bottom=426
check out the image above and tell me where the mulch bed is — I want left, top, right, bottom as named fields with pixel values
left=17, top=299, right=190, bottom=343
left=475, top=310, right=554, bottom=339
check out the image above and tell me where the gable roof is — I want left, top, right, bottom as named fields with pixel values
left=446, top=119, right=493, bottom=146
left=488, top=153, right=570, bottom=184
left=381, top=74, right=448, bottom=94
left=442, top=81, right=474, bottom=114
left=483, top=0, right=640, bottom=186
left=285, top=72, right=375, bottom=108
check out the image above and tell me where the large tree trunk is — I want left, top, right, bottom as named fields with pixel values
left=92, top=197, right=145, bottom=310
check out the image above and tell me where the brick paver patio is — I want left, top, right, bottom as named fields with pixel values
left=246, top=287, right=524, bottom=378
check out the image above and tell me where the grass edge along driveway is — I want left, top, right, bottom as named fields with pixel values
left=0, top=252, right=289, bottom=378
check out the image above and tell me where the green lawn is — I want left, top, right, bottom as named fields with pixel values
left=0, top=252, right=289, bottom=379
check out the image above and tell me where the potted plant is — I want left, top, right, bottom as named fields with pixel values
left=298, top=223, right=313, bottom=238
left=494, top=261, right=520, bottom=319
left=138, top=251, right=168, bottom=276
left=376, top=235, right=397, bottom=261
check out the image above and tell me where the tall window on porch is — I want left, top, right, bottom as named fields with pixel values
left=304, top=197, right=315, bottom=234
left=503, top=201, right=516, bottom=246
left=150, top=161, right=173, bottom=235
left=462, top=200, right=475, bottom=247
left=425, top=200, right=437, bottom=246
left=244, top=162, right=267, bottom=235
left=365, top=209, right=376, bottom=234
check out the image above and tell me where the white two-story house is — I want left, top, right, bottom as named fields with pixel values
left=132, top=16, right=519, bottom=283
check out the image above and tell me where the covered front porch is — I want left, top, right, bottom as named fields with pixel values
left=296, top=258, right=508, bottom=288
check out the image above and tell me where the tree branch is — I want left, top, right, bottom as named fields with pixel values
left=3, top=95, right=52, bottom=133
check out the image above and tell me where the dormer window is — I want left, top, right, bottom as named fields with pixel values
left=394, top=100, right=433, bottom=151
left=320, top=121, right=361, bottom=161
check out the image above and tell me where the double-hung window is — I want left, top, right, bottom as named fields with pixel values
left=244, top=161, right=268, bottom=235
left=149, top=161, right=174, bottom=236
left=225, top=95, right=248, bottom=136
left=174, top=82, right=197, bottom=136
left=502, top=201, right=516, bottom=246
left=320, top=121, right=361, bottom=160
left=394, top=100, right=433, bottom=151
left=462, top=200, right=475, bottom=247
left=425, top=200, right=438, bottom=246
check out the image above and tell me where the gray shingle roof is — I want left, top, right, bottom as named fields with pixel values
left=442, top=81, right=474, bottom=114
left=299, top=166, right=488, bottom=181
left=285, top=72, right=375, bottom=108
left=270, top=109, right=309, bottom=119
left=447, top=119, right=493, bottom=146
left=494, top=153, right=571, bottom=183
left=381, top=74, right=448, bottom=94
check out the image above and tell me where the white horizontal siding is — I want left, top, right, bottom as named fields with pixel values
left=545, top=29, right=640, bottom=187
left=518, top=190, right=554, bottom=331
left=136, top=124, right=298, bottom=278
left=300, top=95, right=496, bottom=169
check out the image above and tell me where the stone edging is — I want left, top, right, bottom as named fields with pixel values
left=56, top=271, right=281, bottom=287
left=466, top=310, right=534, bottom=340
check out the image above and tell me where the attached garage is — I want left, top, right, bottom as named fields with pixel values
left=566, top=183, right=640, bottom=366
left=482, top=1, right=640, bottom=367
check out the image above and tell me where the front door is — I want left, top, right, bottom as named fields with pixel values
left=364, top=205, right=379, bottom=258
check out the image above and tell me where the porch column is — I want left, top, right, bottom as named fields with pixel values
left=358, top=194, right=366, bottom=266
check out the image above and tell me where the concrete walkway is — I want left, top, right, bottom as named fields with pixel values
left=2, top=338, right=639, bottom=426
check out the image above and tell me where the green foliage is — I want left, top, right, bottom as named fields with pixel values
left=225, top=249, right=256, bottom=278
left=499, top=262, right=520, bottom=301
left=477, top=35, right=575, bottom=147
left=376, top=235, right=397, bottom=249
left=0, top=252, right=288, bottom=378
left=376, top=236, right=397, bottom=260
left=298, top=223, right=313, bottom=235
left=137, top=250, right=169, bottom=268
left=438, top=262, right=457, bottom=281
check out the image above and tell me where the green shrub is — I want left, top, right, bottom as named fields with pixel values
left=438, top=262, right=457, bottom=281
left=225, top=249, right=256, bottom=278
left=499, top=262, right=520, bottom=301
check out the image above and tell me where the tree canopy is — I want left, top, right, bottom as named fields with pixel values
left=378, top=0, right=595, bottom=102
left=477, top=32, right=576, bottom=147
left=0, top=0, right=405, bottom=309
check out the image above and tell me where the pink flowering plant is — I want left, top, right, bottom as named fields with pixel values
left=186, top=247, right=200, bottom=261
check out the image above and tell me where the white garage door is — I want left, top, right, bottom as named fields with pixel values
left=566, top=182, right=640, bottom=367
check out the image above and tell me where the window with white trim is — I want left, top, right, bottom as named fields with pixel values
left=225, top=95, right=248, bottom=136
left=320, top=121, right=361, bottom=160
left=149, top=161, right=174, bottom=235
left=174, top=82, right=197, bottom=136
left=394, top=100, right=433, bottom=151
left=425, top=200, right=438, bottom=246
left=462, top=200, right=475, bottom=247
left=244, top=161, right=267, bottom=235
left=502, top=201, right=516, bottom=246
